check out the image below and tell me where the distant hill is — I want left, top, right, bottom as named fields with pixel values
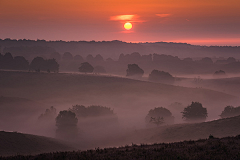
left=0, top=131, right=74, bottom=156
left=0, top=70, right=238, bottom=120
left=1, top=39, right=240, bottom=59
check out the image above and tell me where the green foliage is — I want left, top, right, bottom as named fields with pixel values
left=145, top=107, right=174, bottom=125
left=182, top=102, right=208, bottom=122
left=220, top=105, right=240, bottom=118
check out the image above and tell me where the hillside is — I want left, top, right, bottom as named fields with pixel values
left=0, top=70, right=238, bottom=121
left=0, top=131, right=74, bottom=156
left=118, top=115, right=240, bottom=146
left=2, top=135, right=240, bottom=159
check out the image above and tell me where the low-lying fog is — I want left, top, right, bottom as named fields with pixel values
left=0, top=70, right=240, bottom=149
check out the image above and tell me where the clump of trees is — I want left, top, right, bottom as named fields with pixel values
left=69, top=105, right=118, bottom=126
left=220, top=106, right=240, bottom=118
left=55, top=110, right=78, bottom=140
left=148, top=70, right=174, bottom=84
left=0, top=52, right=29, bottom=70
left=30, top=57, right=59, bottom=72
left=78, top=62, right=94, bottom=73
left=182, top=102, right=208, bottom=122
left=145, top=107, right=174, bottom=126
left=126, top=64, right=144, bottom=77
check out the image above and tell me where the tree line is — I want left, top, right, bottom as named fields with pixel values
left=0, top=52, right=59, bottom=72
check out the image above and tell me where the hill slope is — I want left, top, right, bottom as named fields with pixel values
left=0, top=131, right=74, bottom=156
left=3, top=135, right=240, bottom=160
left=121, top=115, right=240, bottom=145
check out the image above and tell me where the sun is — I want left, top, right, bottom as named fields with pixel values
left=124, top=22, right=132, bottom=30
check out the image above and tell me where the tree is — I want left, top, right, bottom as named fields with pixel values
left=45, top=59, right=59, bottom=72
left=220, top=106, right=240, bottom=118
left=149, top=70, right=174, bottom=84
left=78, top=62, right=94, bottom=73
left=55, top=110, right=78, bottom=140
left=13, top=56, right=29, bottom=70
left=145, top=107, right=174, bottom=126
left=126, top=64, right=144, bottom=77
left=182, top=102, right=208, bottom=122
left=30, top=57, right=46, bottom=71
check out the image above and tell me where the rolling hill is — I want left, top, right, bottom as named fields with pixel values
left=0, top=131, right=74, bottom=156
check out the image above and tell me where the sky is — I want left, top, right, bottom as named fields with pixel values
left=0, top=0, right=240, bottom=46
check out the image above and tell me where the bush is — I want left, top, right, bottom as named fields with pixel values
left=220, top=106, right=240, bottom=118
left=126, top=64, right=144, bottom=77
left=78, top=62, right=94, bottom=73
left=148, top=70, right=174, bottom=84
left=145, top=107, right=174, bottom=126
left=182, top=102, right=208, bottom=122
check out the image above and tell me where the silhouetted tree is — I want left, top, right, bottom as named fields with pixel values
left=220, top=106, right=240, bottom=118
left=13, top=56, right=29, bottom=70
left=55, top=110, right=78, bottom=140
left=198, top=57, right=213, bottom=64
left=149, top=70, right=174, bottom=84
left=94, top=66, right=106, bottom=73
left=46, top=59, right=59, bottom=72
left=126, top=64, right=144, bottom=77
left=78, top=62, right=94, bottom=73
left=145, top=107, right=174, bottom=126
left=30, top=57, right=46, bottom=71
left=182, top=102, right=208, bottom=122
left=1, top=52, right=14, bottom=69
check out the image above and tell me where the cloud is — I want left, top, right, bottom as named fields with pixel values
left=156, top=14, right=171, bottom=18
left=110, top=14, right=144, bottom=23
left=110, top=15, right=135, bottom=21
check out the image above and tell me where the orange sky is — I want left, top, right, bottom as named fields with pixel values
left=0, top=0, right=240, bottom=45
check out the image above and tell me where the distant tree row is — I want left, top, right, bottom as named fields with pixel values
left=0, top=52, right=59, bottom=72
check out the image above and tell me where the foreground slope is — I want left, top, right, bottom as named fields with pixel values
left=3, top=135, right=240, bottom=160
left=0, top=131, right=74, bottom=156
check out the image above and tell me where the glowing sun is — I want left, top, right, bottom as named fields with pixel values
left=124, top=22, right=132, bottom=30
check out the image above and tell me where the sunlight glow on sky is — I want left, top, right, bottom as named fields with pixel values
left=0, top=0, right=240, bottom=46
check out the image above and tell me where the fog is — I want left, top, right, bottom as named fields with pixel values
left=0, top=65, right=240, bottom=150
